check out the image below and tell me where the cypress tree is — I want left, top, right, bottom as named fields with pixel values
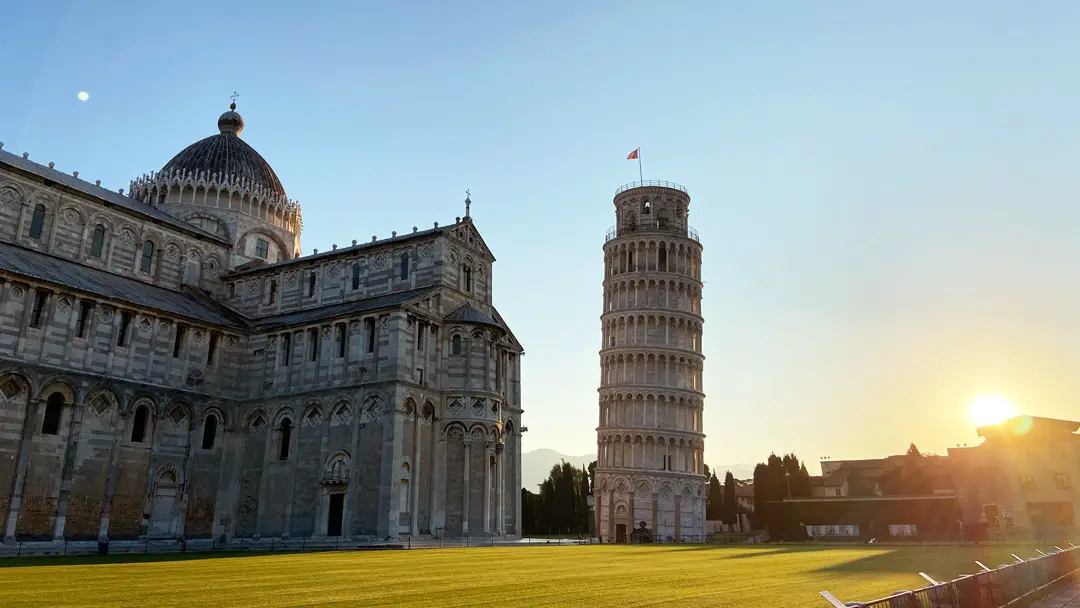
left=722, top=471, right=738, bottom=525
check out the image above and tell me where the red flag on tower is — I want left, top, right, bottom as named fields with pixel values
left=626, top=148, right=639, bottom=160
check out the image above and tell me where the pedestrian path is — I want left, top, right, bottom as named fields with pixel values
left=1032, top=583, right=1080, bottom=607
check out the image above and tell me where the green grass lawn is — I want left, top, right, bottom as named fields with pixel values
left=0, top=543, right=1057, bottom=607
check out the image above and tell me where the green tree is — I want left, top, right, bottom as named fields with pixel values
left=753, top=452, right=815, bottom=532
left=722, top=471, right=738, bottom=525
left=706, top=471, right=723, bottom=520
left=752, top=462, right=768, bottom=517
left=522, top=488, right=540, bottom=535
left=533, top=460, right=592, bottom=536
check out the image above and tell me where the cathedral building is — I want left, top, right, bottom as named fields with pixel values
left=595, top=181, right=706, bottom=542
left=0, top=103, right=523, bottom=543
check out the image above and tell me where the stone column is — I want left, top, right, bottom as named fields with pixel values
left=409, top=417, right=421, bottom=536
left=513, top=427, right=522, bottom=535
left=4, top=398, right=41, bottom=542
left=495, top=450, right=504, bottom=536
left=53, top=401, right=87, bottom=539
left=97, top=407, right=128, bottom=541
left=651, top=493, right=658, bottom=538
left=343, top=392, right=363, bottom=538
left=62, top=297, right=81, bottom=365
left=462, top=439, right=471, bottom=536
left=211, top=422, right=245, bottom=540
left=606, top=491, right=614, bottom=541
left=253, top=419, right=276, bottom=537
left=432, top=426, right=447, bottom=536
left=174, top=426, right=197, bottom=540
left=627, top=491, right=635, bottom=542
left=482, top=444, right=492, bottom=534
left=595, top=489, right=603, bottom=542
left=376, top=406, right=405, bottom=539
left=14, top=202, right=29, bottom=242
left=464, top=338, right=472, bottom=388
left=281, top=442, right=297, bottom=538
left=310, top=403, right=332, bottom=538
left=674, top=494, right=682, bottom=542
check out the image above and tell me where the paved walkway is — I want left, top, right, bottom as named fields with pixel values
left=1032, top=583, right=1080, bottom=607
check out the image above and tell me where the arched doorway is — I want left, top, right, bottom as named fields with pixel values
left=321, top=452, right=350, bottom=537
left=149, top=470, right=178, bottom=538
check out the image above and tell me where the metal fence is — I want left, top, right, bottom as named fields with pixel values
left=821, top=544, right=1079, bottom=607
left=614, top=181, right=689, bottom=195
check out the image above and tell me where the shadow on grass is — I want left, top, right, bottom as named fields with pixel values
left=0, top=550, right=294, bottom=569
left=665, top=544, right=840, bottom=556
left=812, top=545, right=1032, bottom=577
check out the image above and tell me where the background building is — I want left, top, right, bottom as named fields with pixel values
left=594, top=180, right=706, bottom=542
left=950, top=416, right=1080, bottom=541
left=762, top=416, right=1080, bottom=542
left=0, top=103, right=523, bottom=544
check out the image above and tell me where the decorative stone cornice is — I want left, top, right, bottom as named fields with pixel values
left=130, top=168, right=303, bottom=229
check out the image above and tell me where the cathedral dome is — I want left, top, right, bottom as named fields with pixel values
left=159, top=103, right=285, bottom=196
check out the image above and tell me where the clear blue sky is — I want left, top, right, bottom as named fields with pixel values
left=3, top=2, right=1080, bottom=473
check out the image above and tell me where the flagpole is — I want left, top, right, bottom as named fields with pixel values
left=638, top=147, right=643, bottom=183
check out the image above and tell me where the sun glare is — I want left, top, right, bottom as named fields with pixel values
left=968, top=394, right=1019, bottom=427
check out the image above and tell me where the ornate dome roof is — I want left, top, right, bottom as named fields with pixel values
left=159, top=103, right=285, bottom=196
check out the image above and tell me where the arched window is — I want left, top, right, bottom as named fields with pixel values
left=201, top=414, right=218, bottom=450
left=184, top=258, right=200, bottom=285
left=139, top=241, right=155, bottom=274
left=400, top=253, right=410, bottom=280
left=351, top=263, right=361, bottom=290
left=399, top=463, right=411, bottom=514
left=90, top=224, right=106, bottom=258
left=29, top=204, right=46, bottom=239
left=451, top=334, right=462, bottom=356
left=278, top=418, right=292, bottom=460
left=40, top=392, right=64, bottom=435
left=131, top=404, right=150, bottom=443
left=308, top=272, right=316, bottom=297
left=463, top=266, right=473, bottom=292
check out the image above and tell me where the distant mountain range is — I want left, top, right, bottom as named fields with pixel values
left=522, top=449, right=596, bottom=491
left=521, top=448, right=756, bottom=491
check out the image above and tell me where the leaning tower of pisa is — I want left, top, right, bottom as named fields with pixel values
left=595, top=180, right=706, bottom=543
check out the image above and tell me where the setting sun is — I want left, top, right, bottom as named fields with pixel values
left=968, top=394, right=1020, bottom=427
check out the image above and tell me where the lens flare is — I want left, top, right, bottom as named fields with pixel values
left=969, top=394, right=1019, bottom=427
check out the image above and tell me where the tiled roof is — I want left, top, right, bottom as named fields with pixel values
left=444, top=301, right=503, bottom=328
left=491, top=305, right=524, bottom=352
left=252, top=287, right=437, bottom=329
left=161, top=131, right=285, bottom=197
left=223, top=225, right=450, bottom=277
left=0, top=241, right=247, bottom=328
left=0, top=148, right=230, bottom=245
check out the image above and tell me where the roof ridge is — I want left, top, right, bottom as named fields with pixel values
left=0, top=240, right=243, bottom=328
left=0, top=148, right=230, bottom=245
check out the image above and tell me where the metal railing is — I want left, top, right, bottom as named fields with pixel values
left=604, top=224, right=700, bottom=243
left=614, top=181, right=689, bottom=196
left=821, top=544, right=1079, bottom=607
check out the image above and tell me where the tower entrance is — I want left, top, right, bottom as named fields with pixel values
left=327, top=493, right=344, bottom=537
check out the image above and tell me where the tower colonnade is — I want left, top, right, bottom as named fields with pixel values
left=595, top=181, right=706, bottom=543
